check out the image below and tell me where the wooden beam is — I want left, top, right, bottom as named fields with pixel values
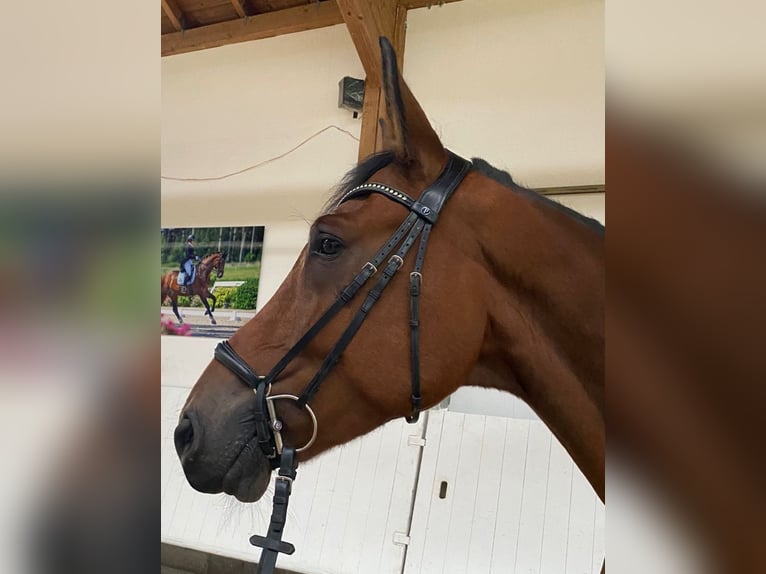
left=537, top=184, right=605, bottom=196
left=337, top=0, right=407, bottom=159
left=230, top=0, right=247, bottom=19
left=160, top=0, right=464, bottom=57
left=336, top=0, right=397, bottom=85
left=161, top=0, right=185, bottom=32
left=162, top=2, right=343, bottom=57
left=358, top=83, right=383, bottom=161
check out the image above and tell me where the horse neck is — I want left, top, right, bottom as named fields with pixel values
left=198, top=255, right=216, bottom=275
left=458, top=178, right=604, bottom=498
left=196, top=254, right=215, bottom=284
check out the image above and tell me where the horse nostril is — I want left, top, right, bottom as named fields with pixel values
left=174, top=412, right=198, bottom=460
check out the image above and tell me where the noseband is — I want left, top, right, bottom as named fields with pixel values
left=211, top=151, right=471, bottom=573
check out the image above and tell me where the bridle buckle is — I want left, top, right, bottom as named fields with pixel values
left=275, top=474, right=293, bottom=486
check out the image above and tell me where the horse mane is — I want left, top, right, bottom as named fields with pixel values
left=202, top=251, right=222, bottom=261
left=198, top=251, right=223, bottom=270
left=324, top=151, right=604, bottom=234
left=470, top=158, right=605, bottom=234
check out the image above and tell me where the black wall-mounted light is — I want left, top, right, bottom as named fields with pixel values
left=338, top=76, right=365, bottom=118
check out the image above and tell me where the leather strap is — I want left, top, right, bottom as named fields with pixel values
left=339, top=182, right=415, bottom=211
left=250, top=447, right=297, bottom=573
left=296, top=217, right=427, bottom=408
left=214, top=341, right=261, bottom=389
left=411, top=151, right=471, bottom=224
left=254, top=381, right=280, bottom=465
left=259, top=212, right=420, bottom=388
left=406, top=221, right=433, bottom=422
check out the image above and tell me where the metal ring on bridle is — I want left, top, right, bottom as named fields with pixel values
left=265, top=393, right=318, bottom=453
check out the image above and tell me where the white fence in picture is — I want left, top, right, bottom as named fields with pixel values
left=211, top=280, right=245, bottom=292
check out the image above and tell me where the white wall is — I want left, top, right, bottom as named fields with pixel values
left=161, top=23, right=362, bottom=219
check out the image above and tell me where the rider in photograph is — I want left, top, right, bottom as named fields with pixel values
left=180, top=234, right=198, bottom=292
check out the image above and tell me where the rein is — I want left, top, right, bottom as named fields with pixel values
left=212, top=151, right=471, bottom=573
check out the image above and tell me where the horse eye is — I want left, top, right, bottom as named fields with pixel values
left=314, top=236, right=344, bottom=258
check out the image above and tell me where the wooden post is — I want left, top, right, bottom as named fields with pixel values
left=337, top=0, right=407, bottom=161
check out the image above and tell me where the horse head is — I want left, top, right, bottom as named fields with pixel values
left=174, top=37, right=604, bottom=504
left=214, top=252, right=226, bottom=278
left=173, top=38, right=487, bottom=502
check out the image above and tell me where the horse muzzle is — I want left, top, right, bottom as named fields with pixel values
left=174, top=405, right=272, bottom=502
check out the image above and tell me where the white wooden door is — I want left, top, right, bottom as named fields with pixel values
left=403, top=410, right=605, bottom=574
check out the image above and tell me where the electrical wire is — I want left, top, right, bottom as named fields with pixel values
left=161, top=124, right=359, bottom=182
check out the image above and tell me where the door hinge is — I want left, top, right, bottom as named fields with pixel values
left=393, top=531, right=411, bottom=546
left=407, top=435, right=426, bottom=447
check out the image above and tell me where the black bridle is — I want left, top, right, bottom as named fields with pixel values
left=212, top=150, right=471, bottom=574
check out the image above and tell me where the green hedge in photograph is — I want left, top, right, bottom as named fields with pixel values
left=213, top=287, right=237, bottom=309
left=231, top=278, right=259, bottom=310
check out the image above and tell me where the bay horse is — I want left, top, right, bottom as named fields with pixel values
left=161, top=251, right=226, bottom=325
left=174, top=38, right=603, bottom=571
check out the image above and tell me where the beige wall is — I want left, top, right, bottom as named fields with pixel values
left=405, top=0, right=604, bottom=188
left=161, top=0, right=604, bottom=309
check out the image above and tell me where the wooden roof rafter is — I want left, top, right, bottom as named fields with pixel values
left=230, top=0, right=249, bottom=19
left=161, top=0, right=186, bottom=31
left=161, top=0, right=462, bottom=57
left=162, top=2, right=342, bottom=56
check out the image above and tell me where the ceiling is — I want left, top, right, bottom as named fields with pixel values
left=161, top=0, right=461, bottom=57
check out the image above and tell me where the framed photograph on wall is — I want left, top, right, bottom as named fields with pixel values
left=161, top=226, right=264, bottom=337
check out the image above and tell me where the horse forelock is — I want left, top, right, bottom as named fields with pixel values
left=322, top=151, right=396, bottom=215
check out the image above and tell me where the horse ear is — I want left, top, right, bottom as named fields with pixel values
left=378, top=37, right=446, bottom=175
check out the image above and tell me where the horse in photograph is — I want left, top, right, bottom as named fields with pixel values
left=161, top=251, right=226, bottom=325
left=174, top=38, right=604, bottom=572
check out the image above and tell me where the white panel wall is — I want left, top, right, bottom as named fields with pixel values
left=405, top=411, right=605, bottom=574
